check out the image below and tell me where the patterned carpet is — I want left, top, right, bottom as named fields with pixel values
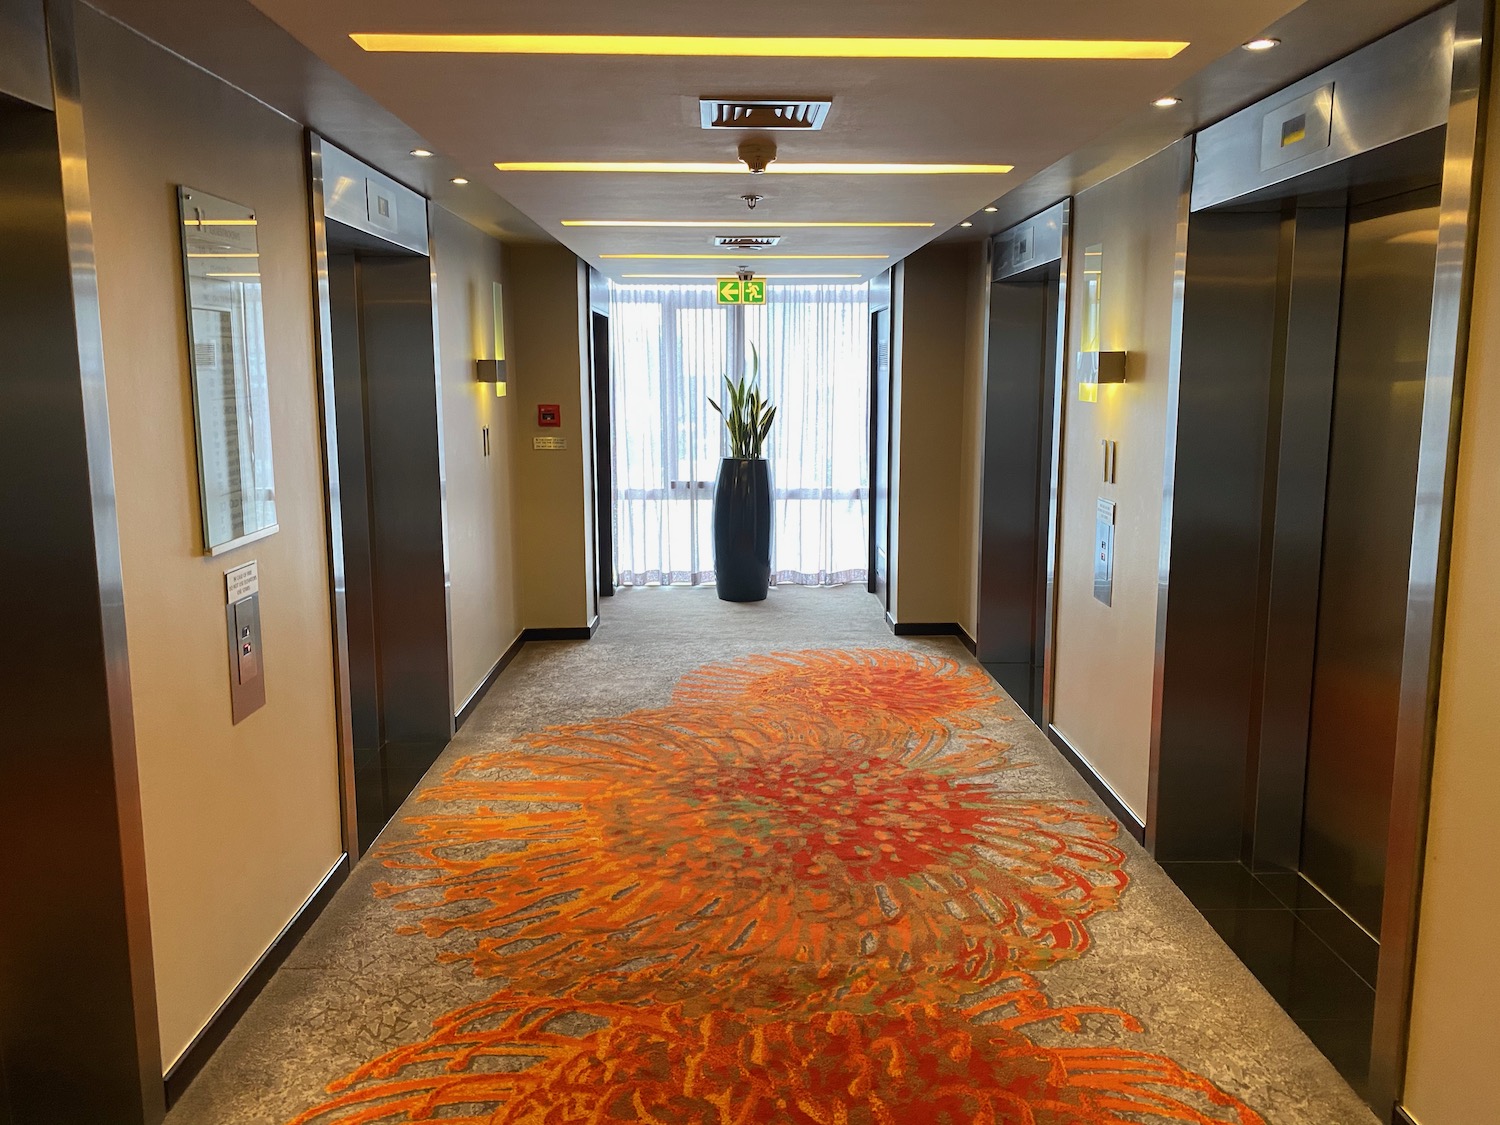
left=167, top=586, right=1377, bottom=1125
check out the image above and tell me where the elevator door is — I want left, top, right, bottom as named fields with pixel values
left=978, top=265, right=1059, bottom=720
left=327, top=232, right=453, bottom=854
left=1300, top=187, right=1439, bottom=933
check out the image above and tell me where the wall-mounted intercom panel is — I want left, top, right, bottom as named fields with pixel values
left=225, top=560, right=266, bottom=723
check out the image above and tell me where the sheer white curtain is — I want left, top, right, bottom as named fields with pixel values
left=609, top=281, right=870, bottom=588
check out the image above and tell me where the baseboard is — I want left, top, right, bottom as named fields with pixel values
left=164, top=854, right=350, bottom=1106
left=522, top=615, right=600, bottom=643
left=455, top=632, right=525, bottom=730
left=1044, top=725, right=1147, bottom=844
left=1392, top=1106, right=1418, bottom=1125
left=884, top=615, right=975, bottom=654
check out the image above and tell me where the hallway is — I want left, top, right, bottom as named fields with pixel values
left=169, top=587, right=1372, bottom=1124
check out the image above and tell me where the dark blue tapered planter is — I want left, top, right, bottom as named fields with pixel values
left=713, top=457, right=771, bottom=602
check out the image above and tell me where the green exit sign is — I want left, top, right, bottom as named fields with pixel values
left=717, top=277, right=766, bottom=305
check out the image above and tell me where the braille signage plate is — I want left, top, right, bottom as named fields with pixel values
left=225, top=560, right=259, bottom=602
left=533, top=436, right=568, bottom=450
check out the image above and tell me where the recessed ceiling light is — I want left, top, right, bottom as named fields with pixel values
left=499, top=162, right=1013, bottom=175
left=1153, top=96, right=1183, bottom=107
left=563, top=219, right=936, bottom=228
left=601, top=253, right=889, bottom=260
left=450, top=176, right=470, bottom=185
left=983, top=206, right=999, bottom=213
left=353, top=34, right=1189, bottom=61
left=410, top=148, right=435, bottom=157
left=960, top=221, right=973, bottom=228
left=1242, top=37, right=1281, bottom=51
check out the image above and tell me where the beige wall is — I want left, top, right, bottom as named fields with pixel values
left=431, top=206, right=522, bottom=710
left=76, top=8, right=343, bottom=1068
left=1049, top=140, right=1190, bottom=820
left=890, top=242, right=975, bottom=626
left=505, top=243, right=594, bottom=630
left=1401, top=46, right=1500, bottom=1122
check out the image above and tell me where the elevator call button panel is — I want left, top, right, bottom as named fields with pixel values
left=1094, top=499, right=1116, bottom=608
left=225, top=560, right=266, bottom=724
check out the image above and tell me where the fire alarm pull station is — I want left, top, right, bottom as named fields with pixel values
left=538, top=404, right=561, bottom=427
left=225, top=560, right=266, bottom=723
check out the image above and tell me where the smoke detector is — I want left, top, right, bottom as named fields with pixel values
left=701, top=98, right=832, bottom=130
left=738, top=138, right=778, bottom=175
left=714, top=235, right=782, bottom=250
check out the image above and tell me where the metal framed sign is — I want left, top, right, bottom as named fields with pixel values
left=717, top=277, right=766, bottom=304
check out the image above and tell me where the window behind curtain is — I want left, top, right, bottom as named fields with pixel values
left=609, top=282, right=870, bottom=588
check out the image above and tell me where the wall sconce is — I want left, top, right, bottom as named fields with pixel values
left=476, top=281, right=508, bottom=396
left=1076, top=242, right=1126, bottom=401
left=1077, top=349, right=1128, bottom=400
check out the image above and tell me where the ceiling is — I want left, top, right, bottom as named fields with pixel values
left=236, top=0, right=1308, bottom=282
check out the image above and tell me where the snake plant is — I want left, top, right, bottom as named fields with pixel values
left=707, top=344, right=777, bottom=460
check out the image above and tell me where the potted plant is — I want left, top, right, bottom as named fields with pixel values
left=708, top=346, right=776, bottom=602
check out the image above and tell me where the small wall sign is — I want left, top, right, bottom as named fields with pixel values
left=717, top=278, right=766, bottom=305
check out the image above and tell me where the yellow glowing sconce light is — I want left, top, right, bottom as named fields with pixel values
left=476, top=281, right=508, bottom=396
left=1076, top=243, right=1127, bottom=402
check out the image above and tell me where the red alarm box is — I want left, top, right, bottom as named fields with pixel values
left=537, top=404, right=561, bottom=427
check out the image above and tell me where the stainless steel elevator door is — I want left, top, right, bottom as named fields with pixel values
left=978, top=267, right=1059, bottom=720
left=1301, top=186, right=1440, bottom=935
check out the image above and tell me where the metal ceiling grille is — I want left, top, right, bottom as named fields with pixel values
left=712, top=235, right=783, bottom=249
left=700, top=98, right=832, bottom=130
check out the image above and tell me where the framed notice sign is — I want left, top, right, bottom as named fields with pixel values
left=179, top=187, right=278, bottom=555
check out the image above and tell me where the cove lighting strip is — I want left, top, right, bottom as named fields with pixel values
left=352, top=34, right=1189, bottom=61
left=501, top=162, right=1012, bottom=175
left=565, top=220, right=935, bottom=228
left=601, top=253, right=888, bottom=260
left=622, top=273, right=864, bottom=279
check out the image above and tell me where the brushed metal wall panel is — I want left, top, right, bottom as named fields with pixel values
left=0, top=0, right=50, bottom=109
left=0, top=31, right=162, bottom=1125
left=353, top=254, right=452, bottom=746
left=1192, top=7, right=1454, bottom=211
left=1250, top=203, right=1346, bottom=873
left=1153, top=210, right=1284, bottom=860
left=1302, top=186, right=1440, bottom=934
left=320, top=138, right=429, bottom=255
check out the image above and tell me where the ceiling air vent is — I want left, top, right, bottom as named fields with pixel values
left=713, top=235, right=783, bottom=250
left=700, top=98, right=832, bottom=131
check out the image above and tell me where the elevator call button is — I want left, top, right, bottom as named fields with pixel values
left=225, top=560, right=266, bottom=723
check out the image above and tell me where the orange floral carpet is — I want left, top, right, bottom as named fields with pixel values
left=289, top=649, right=1264, bottom=1125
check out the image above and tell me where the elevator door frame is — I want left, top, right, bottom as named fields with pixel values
left=976, top=201, right=1070, bottom=725
left=310, top=136, right=457, bottom=861
left=1148, top=3, right=1488, bottom=1112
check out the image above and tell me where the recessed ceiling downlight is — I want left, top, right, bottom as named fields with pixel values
left=1243, top=37, right=1281, bottom=51
left=1153, top=96, right=1183, bottom=107
left=410, top=148, right=435, bottom=157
